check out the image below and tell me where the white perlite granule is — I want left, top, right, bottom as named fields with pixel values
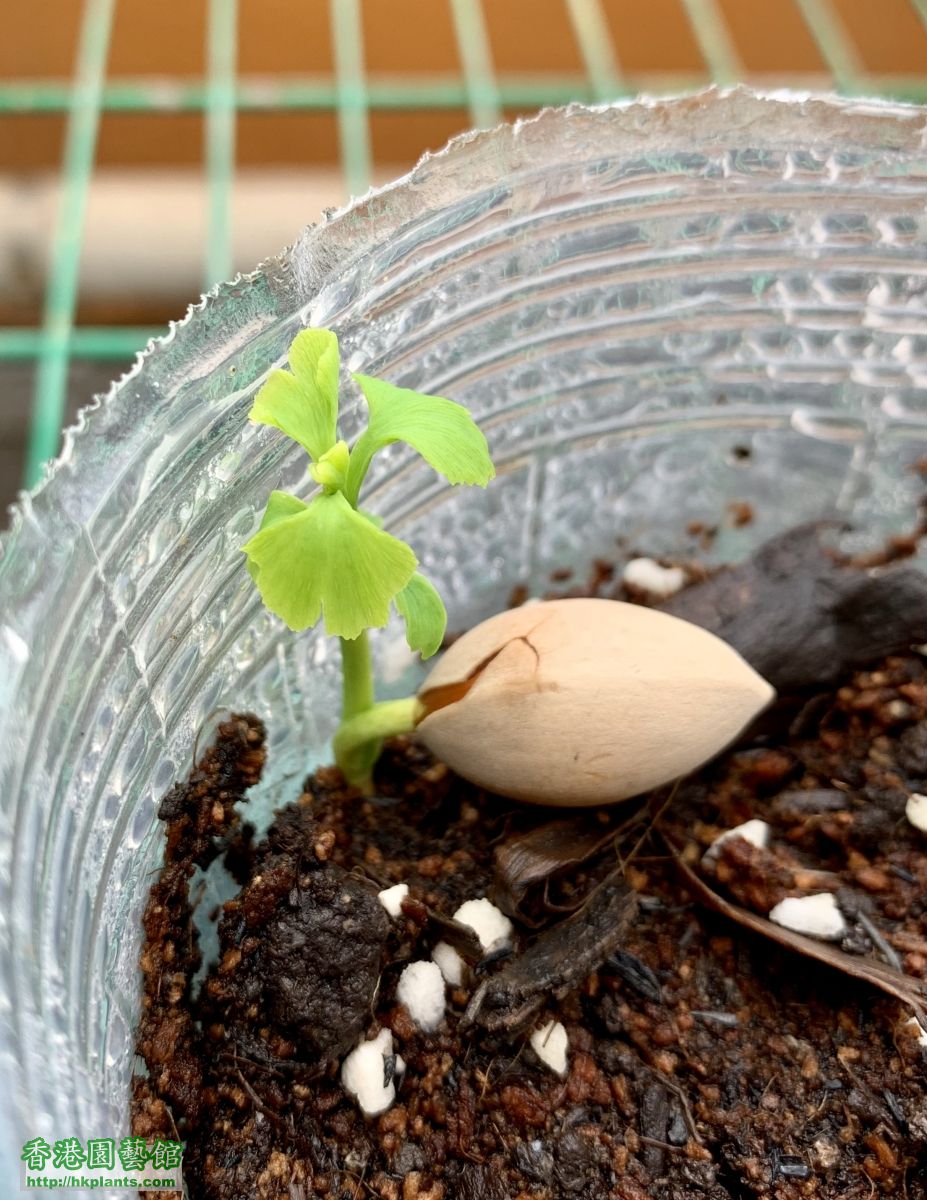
left=903, top=1016, right=927, bottom=1050
left=376, top=883, right=409, bottom=919
left=530, top=1021, right=569, bottom=1077
left=341, top=1029, right=404, bottom=1117
left=703, top=818, right=771, bottom=864
left=621, top=557, right=686, bottom=599
left=768, top=892, right=847, bottom=941
left=905, top=793, right=927, bottom=833
left=453, top=897, right=513, bottom=951
left=396, top=960, right=446, bottom=1032
left=431, top=940, right=465, bottom=987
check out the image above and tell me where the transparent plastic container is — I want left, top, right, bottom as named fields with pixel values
left=2, top=90, right=927, bottom=1191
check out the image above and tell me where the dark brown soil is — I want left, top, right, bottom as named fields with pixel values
left=132, top=542, right=927, bottom=1199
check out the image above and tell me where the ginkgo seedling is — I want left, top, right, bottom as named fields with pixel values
left=243, top=327, right=495, bottom=788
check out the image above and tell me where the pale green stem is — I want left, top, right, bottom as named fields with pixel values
left=337, top=631, right=379, bottom=788
left=333, top=697, right=424, bottom=788
left=340, top=632, right=374, bottom=720
left=336, top=443, right=412, bottom=787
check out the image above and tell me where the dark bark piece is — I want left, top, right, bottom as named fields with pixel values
left=771, top=788, right=850, bottom=818
left=263, top=866, right=389, bottom=1061
left=514, top=1140, right=555, bottom=1182
left=413, top=901, right=485, bottom=962
left=392, top=1143, right=426, bottom=1174
left=606, top=947, right=663, bottom=1004
left=554, top=1128, right=608, bottom=1193
left=492, top=816, right=623, bottom=920
left=464, top=871, right=637, bottom=1032
left=898, top=722, right=927, bottom=784
left=454, top=1162, right=511, bottom=1200
left=641, top=1082, right=671, bottom=1175
left=662, top=524, right=927, bottom=693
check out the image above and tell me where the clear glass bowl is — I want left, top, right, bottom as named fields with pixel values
left=2, top=90, right=927, bottom=1187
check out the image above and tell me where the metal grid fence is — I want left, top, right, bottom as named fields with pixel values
left=3, top=0, right=927, bottom=486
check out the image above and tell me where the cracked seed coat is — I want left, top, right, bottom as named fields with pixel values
left=416, top=598, right=775, bottom=806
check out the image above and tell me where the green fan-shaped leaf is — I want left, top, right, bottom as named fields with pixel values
left=395, top=572, right=447, bottom=659
left=249, top=328, right=339, bottom=461
left=241, top=490, right=416, bottom=638
left=245, top=490, right=308, bottom=584
left=345, top=373, right=495, bottom=503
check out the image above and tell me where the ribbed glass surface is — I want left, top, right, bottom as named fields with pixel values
left=1, top=91, right=927, bottom=1187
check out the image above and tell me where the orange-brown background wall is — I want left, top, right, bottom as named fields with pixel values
left=4, top=0, right=926, bottom=174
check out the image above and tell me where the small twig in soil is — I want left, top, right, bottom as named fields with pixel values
left=368, top=971, right=382, bottom=1022
left=833, top=1051, right=888, bottom=1122
left=643, top=1071, right=704, bottom=1147
left=217, top=1049, right=289, bottom=1078
left=342, top=1158, right=374, bottom=1200
left=639, top=1136, right=689, bottom=1155
left=234, top=1066, right=284, bottom=1128
left=477, top=1059, right=497, bottom=1102
left=619, top=780, right=681, bottom=871
left=756, top=1073, right=779, bottom=1109
left=856, top=910, right=904, bottom=973
left=477, top=1037, right=530, bottom=1099
left=489, top=1118, right=509, bottom=1150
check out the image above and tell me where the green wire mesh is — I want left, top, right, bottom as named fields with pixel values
left=3, top=0, right=927, bottom=485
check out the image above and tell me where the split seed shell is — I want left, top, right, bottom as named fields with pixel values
left=416, top=598, right=775, bottom=806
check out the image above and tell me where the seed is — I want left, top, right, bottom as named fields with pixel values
left=417, top=598, right=774, bottom=806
